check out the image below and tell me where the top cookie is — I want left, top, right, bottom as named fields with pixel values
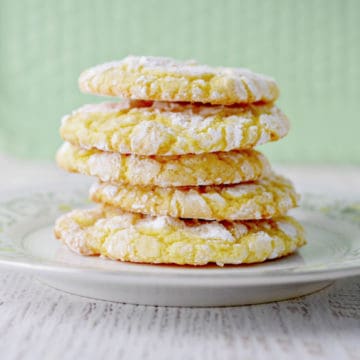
left=79, top=56, right=279, bottom=105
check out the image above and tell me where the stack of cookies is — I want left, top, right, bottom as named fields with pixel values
left=55, top=56, right=305, bottom=266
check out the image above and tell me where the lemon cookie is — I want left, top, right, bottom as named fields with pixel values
left=89, top=174, right=299, bottom=221
left=54, top=206, right=305, bottom=266
left=79, top=56, right=279, bottom=105
left=60, top=100, right=289, bottom=156
left=57, top=142, right=271, bottom=187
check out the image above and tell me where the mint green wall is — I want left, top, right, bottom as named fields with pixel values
left=0, top=0, right=359, bottom=163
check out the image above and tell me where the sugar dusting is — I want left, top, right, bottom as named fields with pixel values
left=79, top=55, right=279, bottom=104
left=55, top=207, right=305, bottom=265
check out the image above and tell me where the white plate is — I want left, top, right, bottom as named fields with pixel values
left=0, top=186, right=359, bottom=306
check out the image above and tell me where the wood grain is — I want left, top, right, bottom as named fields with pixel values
left=0, top=272, right=359, bottom=360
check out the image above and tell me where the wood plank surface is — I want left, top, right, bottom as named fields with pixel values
left=0, top=272, right=359, bottom=360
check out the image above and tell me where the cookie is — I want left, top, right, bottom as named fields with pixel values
left=56, top=142, right=271, bottom=187
left=89, top=174, right=299, bottom=221
left=79, top=56, right=279, bottom=105
left=54, top=206, right=305, bottom=266
left=60, top=100, right=289, bottom=156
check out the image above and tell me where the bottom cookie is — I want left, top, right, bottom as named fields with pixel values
left=54, top=206, right=306, bottom=266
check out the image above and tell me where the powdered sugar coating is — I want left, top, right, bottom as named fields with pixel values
left=60, top=101, right=289, bottom=156
left=79, top=56, right=279, bottom=105
left=89, top=173, right=299, bottom=221
left=56, top=142, right=271, bottom=187
left=54, top=206, right=305, bottom=266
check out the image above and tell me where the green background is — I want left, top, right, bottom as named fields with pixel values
left=0, top=0, right=359, bottom=164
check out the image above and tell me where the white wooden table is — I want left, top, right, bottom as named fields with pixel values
left=0, top=155, right=359, bottom=360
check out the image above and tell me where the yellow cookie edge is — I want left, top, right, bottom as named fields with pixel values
left=89, top=174, right=300, bottom=220
left=54, top=206, right=306, bottom=266
left=56, top=142, right=271, bottom=187
left=78, top=56, right=280, bottom=105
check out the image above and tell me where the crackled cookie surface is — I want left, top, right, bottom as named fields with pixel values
left=90, top=174, right=299, bottom=221
left=57, top=142, right=271, bottom=187
left=60, top=100, right=289, bottom=156
left=79, top=56, right=279, bottom=105
left=54, top=206, right=305, bottom=266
